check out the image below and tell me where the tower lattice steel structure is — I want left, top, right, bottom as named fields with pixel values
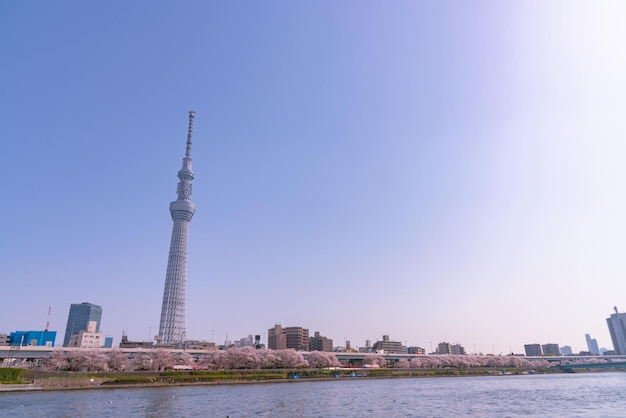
left=158, top=111, right=196, bottom=345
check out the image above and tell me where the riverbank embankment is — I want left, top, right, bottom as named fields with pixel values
left=0, top=367, right=575, bottom=392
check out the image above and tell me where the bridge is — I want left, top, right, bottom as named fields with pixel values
left=559, top=361, right=626, bottom=371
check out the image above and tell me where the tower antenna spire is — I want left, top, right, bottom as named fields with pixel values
left=186, top=111, right=195, bottom=158
left=45, top=306, right=51, bottom=332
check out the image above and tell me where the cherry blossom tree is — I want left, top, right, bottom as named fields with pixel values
left=402, top=355, right=555, bottom=369
left=528, top=359, right=551, bottom=369
left=130, top=353, right=153, bottom=371
left=45, top=350, right=69, bottom=371
left=307, top=351, right=341, bottom=369
left=196, top=349, right=227, bottom=370
left=106, top=350, right=129, bottom=371
left=258, top=349, right=280, bottom=369
left=363, top=355, right=387, bottom=367
left=173, top=351, right=195, bottom=368
left=274, top=349, right=307, bottom=369
left=227, top=347, right=261, bottom=369
left=67, top=350, right=108, bottom=372
left=409, top=357, right=423, bottom=368
left=395, top=358, right=411, bottom=369
left=150, top=349, right=178, bottom=371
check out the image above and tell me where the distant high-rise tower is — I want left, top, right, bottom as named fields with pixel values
left=158, top=111, right=197, bottom=345
left=63, top=302, right=102, bottom=347
left=607, top=306, right=626, bottom=355
left=585, top=333, right=600, bottom=355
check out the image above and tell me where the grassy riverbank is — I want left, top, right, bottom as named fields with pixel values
left=0, top=367, right=556, bottom=391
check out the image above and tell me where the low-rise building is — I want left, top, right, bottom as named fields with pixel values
left=68, top=321, right=103, bottom=348
left=373, top=335, right=407, bottom=354
left=9, top=330, right=56, bottom=347
left=407, top=346, right=426, bottom=355
left=237, top=335, right=255, bottom=347
left=184, top=340, right=216, bottom=350
left=308, top=331, right=333, bottom=352
left=435, top=342, right=466, bottom=355
left=119, top=334, right=154, bottom=349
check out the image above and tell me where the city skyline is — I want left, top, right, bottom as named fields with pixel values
left=2, top=1, right=626, bottom=355
left=4, top=301, right=622, bottom=355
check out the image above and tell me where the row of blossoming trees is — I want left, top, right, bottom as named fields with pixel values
left=41, top=347, right=555, bottom=372
left=43, top=347, right=341, bottom=372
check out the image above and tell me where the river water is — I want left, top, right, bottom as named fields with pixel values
left=2, top=372, right=626, bottom=417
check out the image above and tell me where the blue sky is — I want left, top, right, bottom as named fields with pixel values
left=2, top=1, right=626, bottom=354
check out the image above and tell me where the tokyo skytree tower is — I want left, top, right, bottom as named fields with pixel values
left=158, top=111, right=197, bottom=345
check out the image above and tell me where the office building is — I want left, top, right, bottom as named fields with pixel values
left=309, top=331, right=333, bottom=352
left=158, top=111, right=197, bottom=346
left=237, top=335, right=255, bottom=347
left=285, top=327, right=309, bottom=351
left=541, top=343, right=561, bottom=356
left=374, top=335, right=407, bottom=354
left=268, top=324, right=309, bottom=350
left=606, top=307, right=626, bottom=355
left=585, top=334, right=600, bottom=355
left=68, top=321, right=103, bottom=348
left=450, top=343, right=466, bottom=355
left=524, top=344, right=542, bottom=356
left=435, top=341, right=465, bottom=355
left=268, top=324, right=287, bottom=350
left=63, top=302, right=102, bottom=347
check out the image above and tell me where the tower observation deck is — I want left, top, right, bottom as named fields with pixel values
left=158, top=111, right=196, bottom=345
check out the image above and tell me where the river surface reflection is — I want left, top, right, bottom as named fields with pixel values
left=2, top=372, right=626, bottom=417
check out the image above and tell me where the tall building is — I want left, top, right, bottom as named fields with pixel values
left=285, top=327, right=309, bottom=351
left=268, top=324, right=286, bottom=350
left=63, top=302, right=102, bottom=347
left=585, top=333, right=600, bottom=355
left=268, top=324, right=309, bottom=350
left=524, top=344, right=542, bottom=356
left=158, top=111, right=197, bottom=346
left=606, top=306, right=626, bottom=355
left=541, top=343, right=561, bottom=356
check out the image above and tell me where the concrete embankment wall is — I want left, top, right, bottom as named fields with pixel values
left=0, top=383, right=40, bottom=391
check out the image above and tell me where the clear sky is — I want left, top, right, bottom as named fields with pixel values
left=2, top=1, right=626, bottom=354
